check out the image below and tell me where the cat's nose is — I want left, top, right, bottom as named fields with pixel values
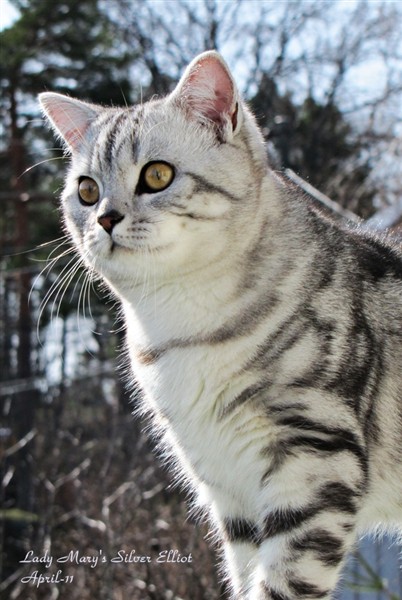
left=97, top=210, right=124, bottom=234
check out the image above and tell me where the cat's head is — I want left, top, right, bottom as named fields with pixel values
left=39, top=51, right=267, bottom=289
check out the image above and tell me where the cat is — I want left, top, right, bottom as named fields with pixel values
left=39, top=51, right=402, bottom=599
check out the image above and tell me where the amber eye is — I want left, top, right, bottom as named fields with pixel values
left=141, top=162, right=174, bottom=193
left=78, top=177, right=100, bottom=205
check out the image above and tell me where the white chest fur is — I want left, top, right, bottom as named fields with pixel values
left=127, top=325, right=271, bottom=518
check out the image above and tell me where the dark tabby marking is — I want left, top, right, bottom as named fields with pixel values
left=288, top=579, right=329, bottom=599
left=291, top=529, right=344, bottom=567
left=224, top=517, right=260, bottom=544
left=262, top=585, right=292, bottom=600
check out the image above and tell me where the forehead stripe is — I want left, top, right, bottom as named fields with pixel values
left=104, top=111, right=130, bottom=167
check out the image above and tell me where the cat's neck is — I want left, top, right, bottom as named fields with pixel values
left=120, top=254, right=255, bottom=348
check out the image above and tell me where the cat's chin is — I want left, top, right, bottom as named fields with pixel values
left=86, top=236, right=172, bottom=262
left=85, top=241, right=177, bottom=284
left=110, top=242, right=133, bottom=254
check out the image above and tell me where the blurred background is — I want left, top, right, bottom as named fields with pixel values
left=0, top=1, right=401, bottom=598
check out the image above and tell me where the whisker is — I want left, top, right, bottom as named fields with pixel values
left=18, top=156, right=66, bottom=179
left=54, top=259, right=85, bottom=320
left=75, top=269, right=93, bottom=348
left=37, top=253, right=82, bottom=327
left=50, top=260, right=83, bottom=323
left=30, top=243, right=74, bottom=307
left=36, top=235, right=71, bottom=250
left=29, top=250, right=73, bottom=307
left=120, top=89, right=130, bottom=110
left=4, top=235, right=69, bottom=259
left=35, top=252, right=77, bottom=343
left=76, top=253, right=100, bottom=355
left=86, top=266, right=99, bottom=326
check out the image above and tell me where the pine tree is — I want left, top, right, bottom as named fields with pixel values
left=250, top=77, right=377, bottom=219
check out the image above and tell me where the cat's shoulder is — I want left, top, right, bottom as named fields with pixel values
left=281, top=174, right=402, bottom=281
left=345, top=223, right=402, bottom=280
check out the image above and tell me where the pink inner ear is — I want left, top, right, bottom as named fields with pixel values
left=185, top=56, right=235, bottom=124
left=49, top=106, right=90, bottom=149
left=40, top=94, right=95, bottom=150
left=63, top=127, right=87, bottom=148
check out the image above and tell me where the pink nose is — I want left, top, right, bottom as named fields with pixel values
left=97, top=210, right=124, bottom=234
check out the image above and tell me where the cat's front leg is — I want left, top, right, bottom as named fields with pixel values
left=220, top=517, right=260, bottom=597
left=213, top=446, right=363, bottom=598
left=220, top=509, right=356, bottom=600
left=245, top=481, right=360, bottom=600
left=207, top=489, right=260, bottom=597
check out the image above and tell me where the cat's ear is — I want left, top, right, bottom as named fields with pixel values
left=39, top=92, right=100, bottom=151
left=170, top=51, right=243, bottom=141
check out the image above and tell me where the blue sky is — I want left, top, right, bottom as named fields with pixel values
left=0, top=0, right=19, bottom=30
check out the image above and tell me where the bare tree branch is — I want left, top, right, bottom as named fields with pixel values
left=4, top=428, right=36, bottom=458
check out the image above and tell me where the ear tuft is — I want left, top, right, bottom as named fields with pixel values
left=171, top=51, right=242, bottom=141
left=39, top=92, right=100, bottom=151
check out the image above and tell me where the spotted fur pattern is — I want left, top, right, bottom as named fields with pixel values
left=39, top=51, right=402, bottom=599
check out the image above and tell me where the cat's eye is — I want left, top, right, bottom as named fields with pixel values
left=139, top=162, right=175, bottom=193
left=78, top=177, right=100, bottom=205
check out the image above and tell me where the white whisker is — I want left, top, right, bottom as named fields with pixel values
left=18, top=156, right=66, bottom=179
left=36, top=252, right=82, bottom=335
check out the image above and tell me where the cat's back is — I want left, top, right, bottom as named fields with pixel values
left=297, top=194, right=402, bottom=324
left=351, top=229, right=402, bottom=528
left=343, top=224, right=402, bottom=332
left=309, top=204, right=402, bottom=390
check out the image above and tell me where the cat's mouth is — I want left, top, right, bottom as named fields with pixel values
left=110, top=241, right=131, bottom=253
left=109, top=239, right=173, bottom=254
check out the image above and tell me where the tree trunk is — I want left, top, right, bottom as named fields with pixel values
left=9, top=81, right=38, bottom=514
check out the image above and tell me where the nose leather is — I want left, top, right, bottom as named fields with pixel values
left=97, top=210, right=124, bottom=234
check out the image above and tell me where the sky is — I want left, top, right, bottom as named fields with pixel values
left=1, top=0, right=399, bottom=137
left=0, top=0, right=19, bottom=30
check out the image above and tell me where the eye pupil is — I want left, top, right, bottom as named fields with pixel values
left=78, top=177, right=99, bottom=205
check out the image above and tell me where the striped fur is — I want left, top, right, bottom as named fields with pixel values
left=39, top=51, right=402, bottom=599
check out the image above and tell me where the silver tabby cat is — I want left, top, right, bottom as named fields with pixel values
left=39, top=52, right=402, bottom=599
